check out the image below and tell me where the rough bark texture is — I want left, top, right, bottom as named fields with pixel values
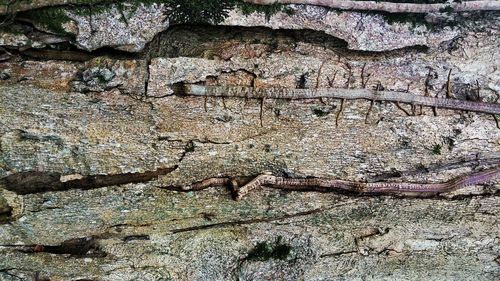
left=0, top=2, right=499, bottom=281
left=243, top=0, right=500, bottom=13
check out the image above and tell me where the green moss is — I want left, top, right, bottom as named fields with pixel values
left=439, top=5, right=455, bottom=14
left=432, top=144, right=442, bottom=155
left=236, top=1, right=294, bottom=21
left=381, top=12, right=435, bottom=30
left=312, top=107, right=331, bottom=117
left=23, top=7, right=73, bottom=35
left=246, top=236, right=292, bottom=261
left=8, top=0, right=294, bottom=31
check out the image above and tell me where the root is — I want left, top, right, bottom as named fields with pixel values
left=327, top=70, right=338, bottom=88
left=361, top=63, right=370, bottom=89
left=365, top=100, right=374, bottom=123
left=335, top=98, right=346, bottom=127
left=395, top=102, right=411, bottom=116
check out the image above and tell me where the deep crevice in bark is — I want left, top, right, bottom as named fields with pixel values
left=1, top=23, right=431, bottom=65
left=1, top=166, right=177, bottom=195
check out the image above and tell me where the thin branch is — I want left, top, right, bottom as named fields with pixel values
left=178, top=166, right=500, bottom=200
left=242, top=0, right=500, bottom=14
left=493, top=115, right=500, bottom=129
left=2, top=0, right=500, bottom=15
left=395, top=101, right=411, bottom=116
left=361, top=63, right=370, bottom=89
left=235, top=166, right=499, bottom=200
left=365, top=100, right=374, bottom=123
left=335, top=98, right=345, bottom=127
left=174, top=84, right=500, bottom=115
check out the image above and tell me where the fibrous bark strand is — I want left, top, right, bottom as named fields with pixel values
left=1, top=166, right=177, bottom=195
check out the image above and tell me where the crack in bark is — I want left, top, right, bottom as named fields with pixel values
left=1, top=166, right=177, bottom=195
left=2, top=236, right=104, bottom=257
left=0, top=268, right=25, bottom=281
left=320, top=250, right=358, bottom=258
left=122, top=235, right=150, bottom=242
left=170, top=207, right=328, bottom=234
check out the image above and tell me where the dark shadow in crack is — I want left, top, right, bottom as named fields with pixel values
left=1, top=166, right=177, bottom=195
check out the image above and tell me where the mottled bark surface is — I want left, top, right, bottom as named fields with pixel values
left=0, top=3, right=499, bottom=281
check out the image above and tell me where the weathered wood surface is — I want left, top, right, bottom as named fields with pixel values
left=1, top=11, right=499, bottom=281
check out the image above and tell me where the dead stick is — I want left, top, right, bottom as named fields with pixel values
left=240, top=0, right=500, bottom=14
left=177, top=85, right=500, bottom=115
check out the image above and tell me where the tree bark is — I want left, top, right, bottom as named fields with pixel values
left=244, top=0, right=500, bottom=13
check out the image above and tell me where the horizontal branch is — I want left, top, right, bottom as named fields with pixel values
left=177, top=166, right=500, bottom=200
left=173, top=84, right=500, bottom=115
left=243, top=0, right=500, bottom=13
left=235, top=166, right=499, bottom=199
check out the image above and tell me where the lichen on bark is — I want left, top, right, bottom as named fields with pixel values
left=0, top=1, right=499, bottom=280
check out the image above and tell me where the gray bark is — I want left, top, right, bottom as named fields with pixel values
left=244, top=0, right=500, bottom=13
left=0, top=5, right=499, bottom=281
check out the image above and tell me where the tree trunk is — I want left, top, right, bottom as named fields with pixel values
left=243, top=0, right=500, bottom=13
left=0, top=2, right=499, bottom=281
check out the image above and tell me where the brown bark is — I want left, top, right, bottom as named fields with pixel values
left=244, top=0, right=500, bottom=13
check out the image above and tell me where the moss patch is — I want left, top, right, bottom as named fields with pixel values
left=312, top=106, right=332, bottom=117
left=14, top=0, right=292, bottom=30
left=246, top=236, right=292, bottom=261
left=236, top=1, right=294, bottom=20
left=432, top=144, right=442, bottom=155
left=23, top=7, right=74, bottom=35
